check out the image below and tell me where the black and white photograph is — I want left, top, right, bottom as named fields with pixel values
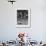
left=16, top=8, right=31, bottom=28
left=17, top=10, right=28, bottom=25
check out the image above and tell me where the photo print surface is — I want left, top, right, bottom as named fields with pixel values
left=17, top=10, right=28, bottom=25
left=16, top=8, right=31, bottom=28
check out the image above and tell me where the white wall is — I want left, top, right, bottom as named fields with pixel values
left=0, top=0, right=46, bottom=41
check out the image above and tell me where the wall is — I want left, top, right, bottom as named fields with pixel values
left=0, top=0, right=46, bottom=42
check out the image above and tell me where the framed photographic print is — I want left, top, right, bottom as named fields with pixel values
left=16, top=8, right=31, bottom=28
